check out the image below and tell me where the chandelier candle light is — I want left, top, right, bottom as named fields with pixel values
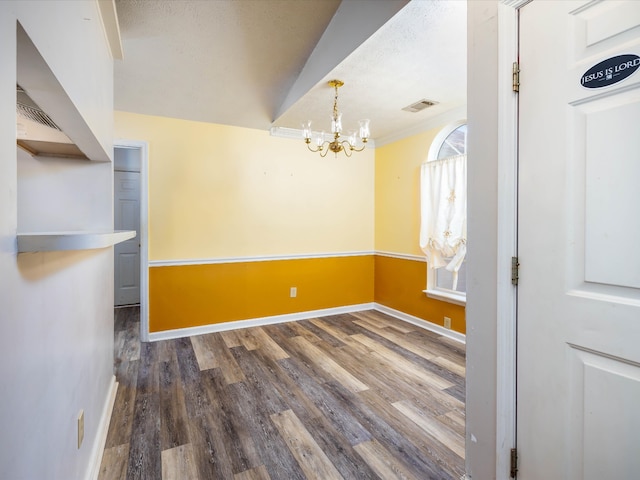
left=302, top=80, right=370, bottom=157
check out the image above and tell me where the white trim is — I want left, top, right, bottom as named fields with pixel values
left=375, top=105, right=468, bottom=147
left=148, top=250, right=434, bottom=267
left=374, top=303, right=466, bottom=344
left=86, top=375, right=118, bottom=480
left=496, top=3, right=520, bottom=479
left=375, top=251, right=426, bottom=262
left=147, top=303, right=375, bottom=341
left=96, top=0, right=123, bottom=60
left=114, top=140, right=150, bottom=342
left=424, top=289, right=466, bottom=306
left=149, top=251, right=375, bottom=267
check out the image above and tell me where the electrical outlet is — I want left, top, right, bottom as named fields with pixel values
left=444, top=316, right=452, bottom=329
left=290, top=287, right=297, bottom=298
left=77, top=410, right=84, bottom=449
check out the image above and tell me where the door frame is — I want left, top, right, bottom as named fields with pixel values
left=114, top=139, right=150, bottom=342
left=495, top=0, right=530, bottom=477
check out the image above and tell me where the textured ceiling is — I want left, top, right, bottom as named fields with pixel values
left=114, top=0, right=467, bottom=142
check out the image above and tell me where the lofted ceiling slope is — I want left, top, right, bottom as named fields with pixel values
left=114, top=0, right=467, bottom=143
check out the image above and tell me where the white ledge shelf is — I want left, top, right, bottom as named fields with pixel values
left=17, top=230, right=136, bottom=253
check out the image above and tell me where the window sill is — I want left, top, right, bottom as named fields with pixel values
left=423, top=289, right=466, bottom=306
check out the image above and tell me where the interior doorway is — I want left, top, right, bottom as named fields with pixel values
left=114, top=146, right=141, bottom=306
left=113, top=140, right=149, bottom=342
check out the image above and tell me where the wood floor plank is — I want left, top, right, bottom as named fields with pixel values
left=431, top=355, right=466, bottom=377
left=98, top=443, right=129, bottom=480
left=156, top=339, right=177, bottom=364
left=234, top=465, right=271, bottom=480
left=408, top=330, right=466, bottom=363
left=190, top=334, right=219, bottom=370
left=175, top=338, right=236, bottom=479
left=237, top=327, right=261, bottom=350
left=438, top=410, right=466, bottom=438
left=348, top=310, right=391, bottom=330
left=161, top=443, right=200, bottom=480
left=308, top=317, right=353, bottom=343
left=159, top=359, right=190, bottom=451
left=270, top=409, right=344, bottom=480
left=276, top=357, right=373, bottom=447
left=352, top=319, right=438, bottom=361
left=287, top=321, right=325, bottom=344
left=200, top=367, right=263, bottom=473
left=354, top=440, right=421, bottom=480
left=226, top=380, right=307, bottom=480
left=297, top=319, right=347, bottom=348
left=289, top=336, right=369, bottom=393
left=357, top=310, right=417, bottom=333
left=246, top=346, right=324, bottom=423
left=126, top=394, right=161, bottom=480
left=220, top=329, right=243, bottom=348
left=444, top=383, right=466, bottom=403
left=230, top=346, right=290, bottom=416
left=104, top=359, right=139, bottom=448
left=210, top=333, right=246, bottom=384
left=351, top=334, right=454, bottom=391
left=393, top=399, right=465, bottom=459
left=302, top=414, right=380, bottom=479
left=250, top=327, right=290, bottom=360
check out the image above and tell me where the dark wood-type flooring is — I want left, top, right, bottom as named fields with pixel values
left=99, top=307, right=466, bottom=480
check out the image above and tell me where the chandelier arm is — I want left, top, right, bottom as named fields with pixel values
left=339, top=140, right=366, bottom=154
left=306, top=143, right=322, bottom=153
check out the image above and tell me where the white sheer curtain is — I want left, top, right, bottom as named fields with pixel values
left=420, top=154, right=467, bottom=289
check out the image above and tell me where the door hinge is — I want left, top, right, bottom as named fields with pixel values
left=512, top=62, right=520, bottom=92
left=510, top=448, right=518, bottom=478
left=511, top=256, right=520, bottom=285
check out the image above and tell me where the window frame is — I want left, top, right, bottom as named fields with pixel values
left=423, top=119, right=467, bottom=306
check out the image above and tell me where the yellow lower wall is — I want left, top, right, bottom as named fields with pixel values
left=374, top=255, right=466, bottom=334
left=149, top=253, right=465, bottom=335
left=149, top=255, right=374, bottom=332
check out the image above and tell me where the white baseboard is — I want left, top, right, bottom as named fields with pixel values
left=146, top=302, right=466, bottom=343
left=148, top=303, right=376, bottom=341
left=86, top=375, right=118, bottom=480
left=374, top=303, right=466, bottom=344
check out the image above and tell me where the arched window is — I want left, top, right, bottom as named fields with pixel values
left=420, top=121, right=467, bottom=305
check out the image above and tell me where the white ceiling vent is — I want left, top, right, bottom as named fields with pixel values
left=402, top=99, right=438, bottom=113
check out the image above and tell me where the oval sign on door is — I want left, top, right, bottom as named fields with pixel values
left=581, top=54, right=640, bottom=88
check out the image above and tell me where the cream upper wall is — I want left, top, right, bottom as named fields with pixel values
left=115, top=111, right=375, bottom=261
left=375, top=127, right=439, bottom=256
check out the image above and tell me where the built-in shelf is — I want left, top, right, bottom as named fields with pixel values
left=17, top=230, right=136, bottom=253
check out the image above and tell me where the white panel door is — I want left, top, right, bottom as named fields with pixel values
left=114, top=170, right=140, bottom=306
left=518, top=1, right=640, bottom=478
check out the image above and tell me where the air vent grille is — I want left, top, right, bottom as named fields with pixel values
left=17, top=102, right=62, bottom=131
left=402, top=99, right=438, bottom=113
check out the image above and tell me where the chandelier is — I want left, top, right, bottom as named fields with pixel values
left=302, top=80, right=370, bottom=157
